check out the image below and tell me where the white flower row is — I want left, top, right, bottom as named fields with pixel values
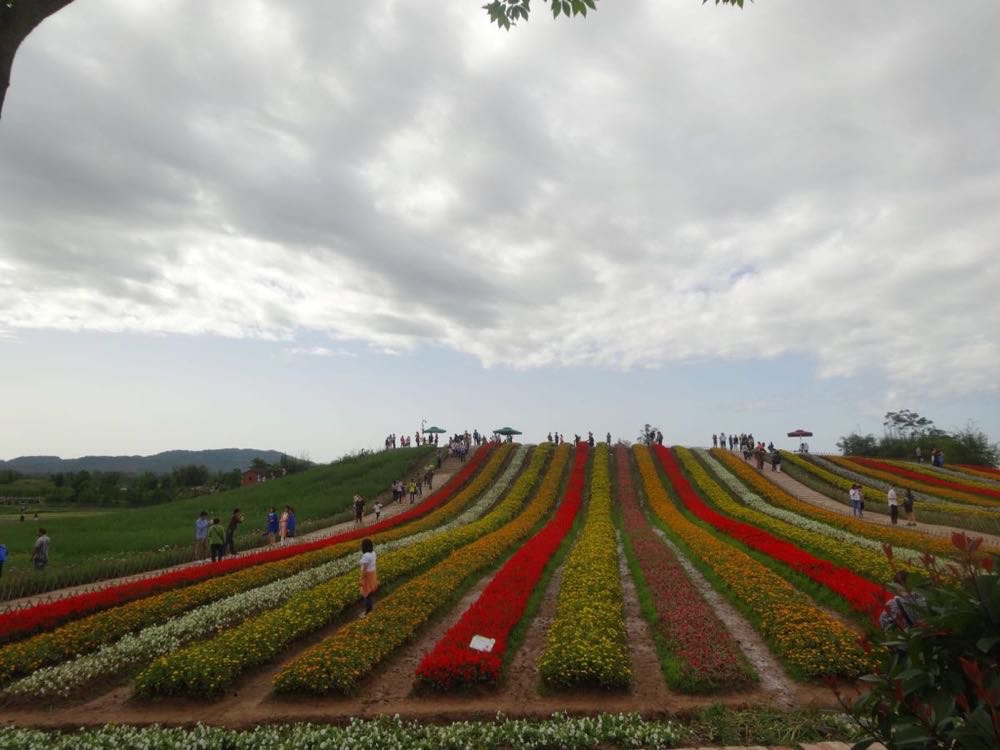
left=0, top=712, right=690, bottom=750
left=695, top=449, right=923, bottom=564
left=3, top=446, right=532, bottom=701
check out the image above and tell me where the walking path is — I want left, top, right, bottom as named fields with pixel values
left=0, top=457, right=461, bottom=614
left=741, top=456, right=1000, bottom=550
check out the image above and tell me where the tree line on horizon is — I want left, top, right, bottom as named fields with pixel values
left=836, top=409, right=998, bottom=467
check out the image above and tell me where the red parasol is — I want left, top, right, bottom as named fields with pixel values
left=787, top=429, right=813, bottom=438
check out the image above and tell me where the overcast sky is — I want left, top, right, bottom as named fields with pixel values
left=1, top=0, right=997, bottom=462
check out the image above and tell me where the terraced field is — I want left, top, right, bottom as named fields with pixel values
left=1, top=442, right=996, bottom=733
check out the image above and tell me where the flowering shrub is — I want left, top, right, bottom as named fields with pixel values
left=782, top=451, right=996, bottom=522
left=712, top=449, right=975, bottom=557
left=838, top=534, right=999, bottom=750
left=829, top=455, right=994, bottom=508
left=879, top=458, right=1000, bottom=491
left=0, top=444, right=508, bottom=687
left=273, top=444, right=570, bottom=695
left=615, top=446, right=755, bottom=692
left=697, top=449, right=923, bottom=569
left=0, top=443, right=496, bottom=644
left=955, top=464, right=1000, bottom=481
left=849, top=457, right=1000, bottom=501
left=538, top=444, right=631, bottom=690
left=671, top=447, right=888, bottom=617
left=676, top=448, right=900, bottom=589
left=414, top=445, right=587, bottom=691
left=1, top=447, right=533, bottom=702
left=635, top=445, right=873, bottom=678
left=133, top=443, right=524, bottom=697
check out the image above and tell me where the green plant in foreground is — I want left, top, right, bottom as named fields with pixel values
left=835, top=533, right=999, bottom=749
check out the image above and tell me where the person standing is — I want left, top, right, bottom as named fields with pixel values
left=195, top=511, right=211, bottom=560
left=278, top=506, right=289, bottom=543
left=265, top=507, right=279, bottom=545
left=903, top=488, right=916, bottom=526
left=225, top=508, right=243, bottom=557
left=770, top=448, right=781, bottom=472
left=373, top=501, right=383, bottom=522
left=208, top=518, right=226, bottom=562
left=407, top=479, right=417, bottom=504
left=712, top=434, right=718, bottom=448
left=286, top=506, right=297, bottom=538
left=359, top=538, right=378, bottom=617
left=353, top=494, right=365, bottom=526
left=887, top=486, right=899, bottom=525
left=31, top=528, right=50, bottom=570
left=0, top=543, right=7, bottom=578
left=849, top=484, right=862, bottom=517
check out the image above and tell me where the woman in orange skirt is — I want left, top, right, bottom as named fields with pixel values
left=359, top=538, right=378, bottom=616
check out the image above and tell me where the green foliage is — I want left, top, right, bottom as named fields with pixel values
left=838, top=414, right=998, bottom=466
left=838, top=536, right=1000, bottom=749
left=484, top=0, right=746, bottom=31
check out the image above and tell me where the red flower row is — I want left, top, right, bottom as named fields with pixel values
left=0, top=445, right=494, bottom=641
left=654, top=446, right=888, bottom=618
left=615, top=446, right=753, bottom=691
left=850, top=457, right=1000, bottom=500
left=414, top=445, right=589, bottom=690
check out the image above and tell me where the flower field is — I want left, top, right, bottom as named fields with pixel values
left=6, top=438, right=991, bottom=730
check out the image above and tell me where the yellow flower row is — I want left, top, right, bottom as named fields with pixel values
left=713, top=450, right=978, bottom=556
left=273, top=444, right=571, bottom=694
left=538, top=443, right=631, bottom=690
left=782, top=452, right=994, bottom=520
left=0, top=444, right=514, bottom=688
left=675, top=448, right=897, bottom=583
left=635, top=446, right=874, bottom=679
left=133, top=443, right=522, bottom=697
left=825, top=455, right=996, bottom=508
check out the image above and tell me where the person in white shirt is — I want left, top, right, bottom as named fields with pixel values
left=359, top=538, right=378, bottom=616
left=849, top=485, right=862, bottom=517
left=887, top=486, right=899, bottom=525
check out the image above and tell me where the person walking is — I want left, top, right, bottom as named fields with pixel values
left=407, top=479, right=417, bottom=504
left=208, top=518, right=226, bottom=562
left=373, top=501, right=383, bottom=522
left=359, top=538, right=378, bottom=617
left=278, top=506, right=289, bottom=543
left=286, top=506, right=297, bottom=538
left=194, top=511, right=211, bottom=560
left=225, top=508, right=243, bottom=557
left=265, top=507, right=279, bottom=545
left=903, top=488, right=916, bottom=526
left=849, top=484, right=862, bottom=517
left=353, top=494, right=365, bottom=527
left=31, top=528, right=50, bottom=571
left=0, top=543, right=7, bottom=578
left=887, top=486, right=899, bottom=525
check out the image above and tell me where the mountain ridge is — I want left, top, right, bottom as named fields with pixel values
left=0, top=448, right=290, bottom=475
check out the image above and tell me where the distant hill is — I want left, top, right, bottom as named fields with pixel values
left=0, top=449, right=289, bottom=476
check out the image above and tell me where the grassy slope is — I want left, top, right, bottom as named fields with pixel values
left=0, top=447, right=434, bottom=576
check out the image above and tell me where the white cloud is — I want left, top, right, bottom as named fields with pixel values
left=1, top=0, right=998, bottom=399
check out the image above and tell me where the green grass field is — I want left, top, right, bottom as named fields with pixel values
left=0, top=447, right=434, bottom=583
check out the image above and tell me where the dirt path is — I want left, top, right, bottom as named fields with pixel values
left=0, top=458, right=460, bottom=613
left=742, top=456, right=1000, bottom=550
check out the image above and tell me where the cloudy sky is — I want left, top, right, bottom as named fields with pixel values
left=1, top=0, right=998, bottom=461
